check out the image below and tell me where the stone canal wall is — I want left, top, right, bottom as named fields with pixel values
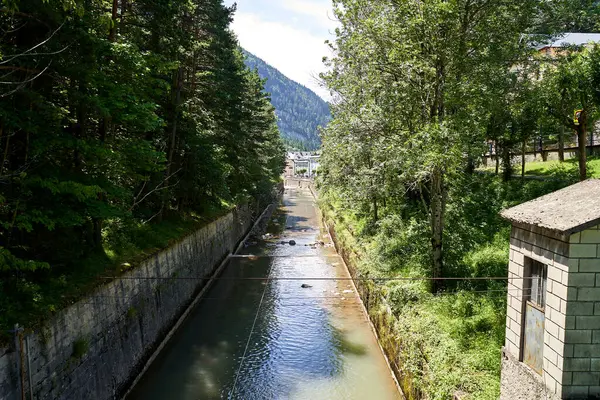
left=0, top=205, right=255, bottom=400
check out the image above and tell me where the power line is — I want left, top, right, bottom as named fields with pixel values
left=77, top=289, right=533, bottom=307
left=100, top=275, right=538, bottom=282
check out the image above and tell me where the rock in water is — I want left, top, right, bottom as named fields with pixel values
left=301, top=284, right=312, bottom=288
left=289, top=240, right=296, bottom=245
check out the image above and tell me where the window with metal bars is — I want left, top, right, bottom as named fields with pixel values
left=526, top=259, right=547, bottom=308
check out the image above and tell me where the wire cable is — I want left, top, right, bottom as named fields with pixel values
left=100, top=275, right=538, bottom=281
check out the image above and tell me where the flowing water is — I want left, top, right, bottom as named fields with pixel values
left=127, top=185, right=401, bottom=400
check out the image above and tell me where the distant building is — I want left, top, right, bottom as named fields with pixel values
left=537, top=33, right=600, bottom=57
left=286, top=151, right=320, bottom=176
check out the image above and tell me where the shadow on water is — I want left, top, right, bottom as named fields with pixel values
left=332, top=328, right=368, bottom=356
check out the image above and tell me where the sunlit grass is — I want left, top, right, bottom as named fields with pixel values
left=522, top=157, right=600, bottom=178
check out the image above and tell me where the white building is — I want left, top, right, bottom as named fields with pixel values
left=286, top=152, right=320, bottom=176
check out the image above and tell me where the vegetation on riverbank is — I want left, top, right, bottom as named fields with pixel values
left=318, top=1, right=600, bottom=397
left=319, top=174, right=572, bottom=399
left=0, top=0, right=284, bottom=339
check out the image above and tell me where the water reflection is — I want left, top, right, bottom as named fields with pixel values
left=127, top=187, right=400, bottom=400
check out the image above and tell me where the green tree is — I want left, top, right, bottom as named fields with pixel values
left=321, top=0, right=548, bottom=291
left=542, top=49, right=596, bottom=180
left=0, top=0, right=284, bottom=331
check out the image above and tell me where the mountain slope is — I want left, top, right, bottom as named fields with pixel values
left=243, top=50, right=330, bottom=150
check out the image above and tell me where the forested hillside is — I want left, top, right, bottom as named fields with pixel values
left=0, top=0, right=284, bottom=334
left=243, top=51, right=330, bottom=150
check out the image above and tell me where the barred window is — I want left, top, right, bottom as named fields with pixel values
left=527, top=259, right=547, bottom=308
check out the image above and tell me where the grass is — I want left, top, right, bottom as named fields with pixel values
left=522, top=156, right=600, bottom=178
left=481, top=156, right=600, bottom=179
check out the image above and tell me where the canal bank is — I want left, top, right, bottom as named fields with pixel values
left=126, top=185, right=401, bottom=399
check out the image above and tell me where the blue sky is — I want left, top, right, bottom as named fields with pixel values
left=223, top=0, right=337, bottom=99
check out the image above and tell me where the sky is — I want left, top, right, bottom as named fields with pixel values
left=223, top=0, right=337, bottom=100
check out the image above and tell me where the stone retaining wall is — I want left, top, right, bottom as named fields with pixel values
left=0, top=205, right=255, bottom=400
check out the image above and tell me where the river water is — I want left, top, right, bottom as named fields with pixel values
left=127, top=185, right=401, bottom=400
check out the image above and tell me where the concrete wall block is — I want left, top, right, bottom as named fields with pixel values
left=509, top=277, right=524, bottom=292
left=505, top=338, right=520, bottom=358
left=547, top=292, right=562, bottom=311
left=545, top=358, right=563, bottom=381
left=563, top=386, right=589, bottom=398
left=591, top=359, right=600, bottom=371
left=572, top=371, right=600, bottom=385
left=545, top=347, right=560, bottom=367
left=510, top=239, right=522, bottom=251
left=571, top=232, right=582, bottom=244
left=565, top=344, right=574, bottom=358
left=580, top=259, right=600, bottom=272
left=569, top=273, right=597, bottom=288
left=546, top=330, right=564, bottom=354
left=509, top=260, right=522, bottom=276
left=564, top=358, right=591, bottom=371
left=592, top=331, right=600, bottom=344
left=563, top=371, right=573, bottom=385
left=532, top=245, right=554, bottom=266
left=574, top=344, right=600, bottom=358
left=576, top=316, right=600, bottom=330
left=507, top=306, right=521, bottom=325
left=578, top=288, right=600, bottom=301
left=568, top=258, right=580, bottom=273
left=513, top=250, right=525, bottom=267
left=562, top=298, right=570, bottom=314
left=523, top=241, right=534, bottom=257
left=551, top=280, right=569, bottom=300
left=548, top=266, right=563, bottom=285
left=572, top=244, right=599, bottom=258
left=546, top=319, right=561, bottom=340
left=565, top=330, right=592, bottom=344
left=567, top=302, right=595, bottom=316
left=581, top=229, right=600, bottom=244
left=550, top=309, right=567, bottom=330
left=554, top=254, right=570, bottom=272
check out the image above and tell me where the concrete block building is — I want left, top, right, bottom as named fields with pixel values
left=500, top=179, right=600, bottom=399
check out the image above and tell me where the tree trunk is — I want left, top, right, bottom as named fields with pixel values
left=558, top=125, right=565, bottom=162
left=430, top=167, right=445, bottom=293
left=502, top=144, right=512, bottom=182
left=521, top=140, right=526, bottom=179
left=589, top=126, right=595, bottom=156
left=466, top=155, right=475, bottom=174
left=93, top=218, right=102, bottom=249
left=160, top=67, right=183, bottom=220
left=108, top=0, right=119, bottom=42
left=495, top=140, right=499, bottom=175
left=372, top=195, right=378, bottom=223
left=578, top=124, right=587, bottom=181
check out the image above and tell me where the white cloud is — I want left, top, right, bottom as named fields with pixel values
left=280, top=0, right=335, bottom=29
left=231, top=11, right=333, bottom=100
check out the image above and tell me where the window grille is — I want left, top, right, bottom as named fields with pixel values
left=527, top=260, right=547, bottom=308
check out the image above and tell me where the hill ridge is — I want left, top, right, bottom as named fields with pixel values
left=243, top=50, right=330, bottom=150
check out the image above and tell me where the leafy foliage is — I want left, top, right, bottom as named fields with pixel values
left=322, top=173, right=570, bottom=398
left=316, top=0, right=599, bottom=396
left=0, top=0, right=284, bottom=335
